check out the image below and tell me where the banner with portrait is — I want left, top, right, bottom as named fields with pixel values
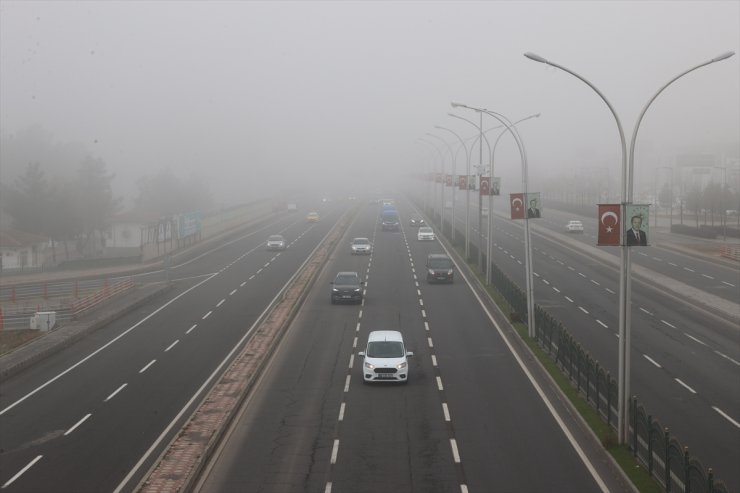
left=624, top=204, right=650, bottom=246
left=526, top=192, right=541, bottom=218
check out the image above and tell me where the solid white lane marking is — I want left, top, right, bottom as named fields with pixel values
left=565, top=296, right=574, bottom=303
left=139, top=360, right=156, bottom=373
left=165, top=340, right=179, bottom=352
left=661, top=320, right=676, bottom=329
left=339, top=403, right=345, bottom=422
left=229, top=289, right=237, bottom=296
left=450, top=439, right=461, bottom=463
left=639, top=307, right=653, bottom=316
left=428, top=338, right=434, bottom=348
left=2, top=455, right=43, bottom=489
left=344, top=375, right=351, bottom=392
left=104, top=383, right=128, bottom=402
left=348, top=354, right=354, bottom=369
left=331, top=439, right=340, bottom=464
left=442, top=403, right=451, bottom=421
left=684, top=333, right=707, bottom=346
left=643, top=355, right=662, bottom=368
left=605, top=288, right=616, bottom=294
left=431, top=355, right=438, bottom=367
left=202, top=311, right=212, bottom=320
left=216, top=299, right=225, bottom=307
left=675, top=378, right=697, bottom=394
left=64, top=413, right=92, bottom=436
left=596, top=320, right=608, bottom=329
left=186, top=324, right=197, bottom=334
left=578, top=306, right=589, bottom=314
left=436, top=376, right=444, bottom=390
left=712, top=407, right=740, bottom=428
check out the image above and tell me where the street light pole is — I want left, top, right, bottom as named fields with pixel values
left=418, top=138, right=445, bottom=226
left=427, top=132, right=456, bottom=235
left=524, top=49, right=735, bottom=445
left=433, top=126, right=470, bottom=245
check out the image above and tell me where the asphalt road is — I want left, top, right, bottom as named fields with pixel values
left=439, top=189, right=740, bottom=490
left=195, top=199, right=616, bottom=493
left=0, top=200, right=345, bottom=492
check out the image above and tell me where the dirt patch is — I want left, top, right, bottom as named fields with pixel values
left=0, top=330, right=43, bottom=356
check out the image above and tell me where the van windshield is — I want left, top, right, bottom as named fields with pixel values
left=428, top=258, right=452, bottom=269
left=367, top=341, right=405, bottom=358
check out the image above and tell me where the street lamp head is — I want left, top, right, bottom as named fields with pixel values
left=524, top=52, right=548, bottom=64
left=711, top=51, right=735, bottom=62
left=451, top=102, right=464, bottom=108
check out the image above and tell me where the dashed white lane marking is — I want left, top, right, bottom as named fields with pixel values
left=202, top=311, right=212, bottom=320
left=436, top=376, right=444, bottom=391
left=552, top=287, right=560, bottom=293
left=684, top=333, right=707, bottom=346
left=186, top=324, right=197, bottom=334
left=139, top=360, right=156, bottom=373
left=661, top=320, right=676, bottom=329
left=417, top=289, right=422, bottom=296
left=638, top=252, right=648, bottom=257
left=565, top=296, right=574, bottom=303
left=639, top=307, right=653, bottom=316
left=568, top=266, right=575, bottom=271
left=348, top=354, right=354, bottom=369
left=712, top=407, right=740, bottom=428
left=714, top=351, right=740, bottom=366
left=356, top=322, right=361, bottom=332
left=358, top=310, right=363, bottom=319
left=344, top=375, right=351, bottom=392
left=229, top=289, right=237, bottom=296
left=431, top=355, right=438, bottom=367
left=2, top=455, right=43, bottom=489
left=702, top=274, right=714, bottom=279
left=419, top=299, right=424, bottom=306
left=256, top=268, right=263, bottom=274
left=263, top=262, right=270, bottom=268
left=421, top=309, right=427, bottom=318
left=675, top=378, right=697, bottom=394
left=517, top=260, right=523, bottom=265
left=578, top=306, right=589, bottom=314
left=578, top=272, right=587, bottom=278
left=424, top=321, right=430, bottom=331
left=596, top=320, right=608, bottom=329
left=643, top=355, right=662, bottom=368
left=64, top=413, right=92, bottom=436
left=249, top=275, right=255, bottom=280
left=450, top=439, right=461, bottom=463
left=590, top=280, right=600, bottom=286
left=104, top=383, right=128, bottom=402
left=216, top=299, right=225, bottom=307
left=461, top=485, right=469, bottom=493
left=428, top=338, right=434, bottom=348
left=442, top=403, right=451, bottom=421
left=543, top=279, right=550, bottom=285
left=668, top=262, right=678, bottom=267
left=165, top=340, right=179, bottom=352
left=683, top=267, right=695, bottom=273
left=533, top=272, right=540, bottom=278
left=722, top=281, right=736, bottom=287
left=352, top=337, right=357, bottom=348
left=338, top=403, right=346, bottom=421
left=240, top=281, right=247, bottom=287
left=330, top=439, right=340, bottom=464
left=605, top=288, right=616, bottom=294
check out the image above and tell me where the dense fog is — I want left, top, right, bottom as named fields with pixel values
left=1, top=1, right=738, bottom=213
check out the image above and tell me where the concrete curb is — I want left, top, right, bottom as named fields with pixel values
left=0, top=283, right=172, bottom=382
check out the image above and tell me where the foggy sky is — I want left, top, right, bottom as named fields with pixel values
left=1, top=1, right=738, bottom=208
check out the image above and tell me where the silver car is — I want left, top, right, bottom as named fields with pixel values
left=350, top=237, right=373, bottom=255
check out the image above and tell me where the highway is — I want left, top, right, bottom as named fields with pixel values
left=0, top=201, right=343, bottom=492
left=195, top=199, right=615, bottom=492
left=442, top=190, right=740, bottom=490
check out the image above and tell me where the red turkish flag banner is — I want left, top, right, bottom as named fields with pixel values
left=458, top=175, right=467, bottom=190
left=480, top=176, right=490, bottom=196
left=446, top=174, right=453, bottom=186
left=598, top=204, right=622, bottom=246
left=510, top=193, right=525, bottom=219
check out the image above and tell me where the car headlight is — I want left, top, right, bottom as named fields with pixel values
left=365, top=362, right=375, bottom=369
left=448, top=269, right=453, bottom=275
left=332, top=288, right=339, bottom=292
left=354, top=288, right=361, bottom=292
left=396, top=361, right=407, bottom=370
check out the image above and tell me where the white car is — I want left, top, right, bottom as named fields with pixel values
left=350, top=237, right=373, bottom=255
left=358, top=330, right=413, bottom=383
left=417, top=226, right=435, bottom=241
left=565, top=220, right=584, bottom=233
left=265, top=234, right=286, bottom=250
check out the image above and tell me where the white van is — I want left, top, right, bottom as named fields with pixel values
left=358, top=331, right=413, bottom=383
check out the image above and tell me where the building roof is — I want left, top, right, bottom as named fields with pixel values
left=0, top=229, right=49, bottom=248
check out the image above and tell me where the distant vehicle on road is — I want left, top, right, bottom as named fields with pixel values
left=565, top=220, right=584, bottom=233
left=381, top=209, right=400, bottom=231
left=426, top=253, right=454, bottom=283
left=358, top=330, right=413, bottom=383
left=417, top=226, right=435, bottom=241
left=306, top=211, right=320, bottom=222
left=330, top=271, right=364, bottom=304
left=350, top=237, right=372, bottom=255
left=409, top=216, right=425, bottom=227
left=265, top=234, right=286, bottom=250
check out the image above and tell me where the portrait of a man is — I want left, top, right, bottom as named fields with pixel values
left=527, top=198, right=540, bottom=218
left=626, top=215, right=648, bottom=246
